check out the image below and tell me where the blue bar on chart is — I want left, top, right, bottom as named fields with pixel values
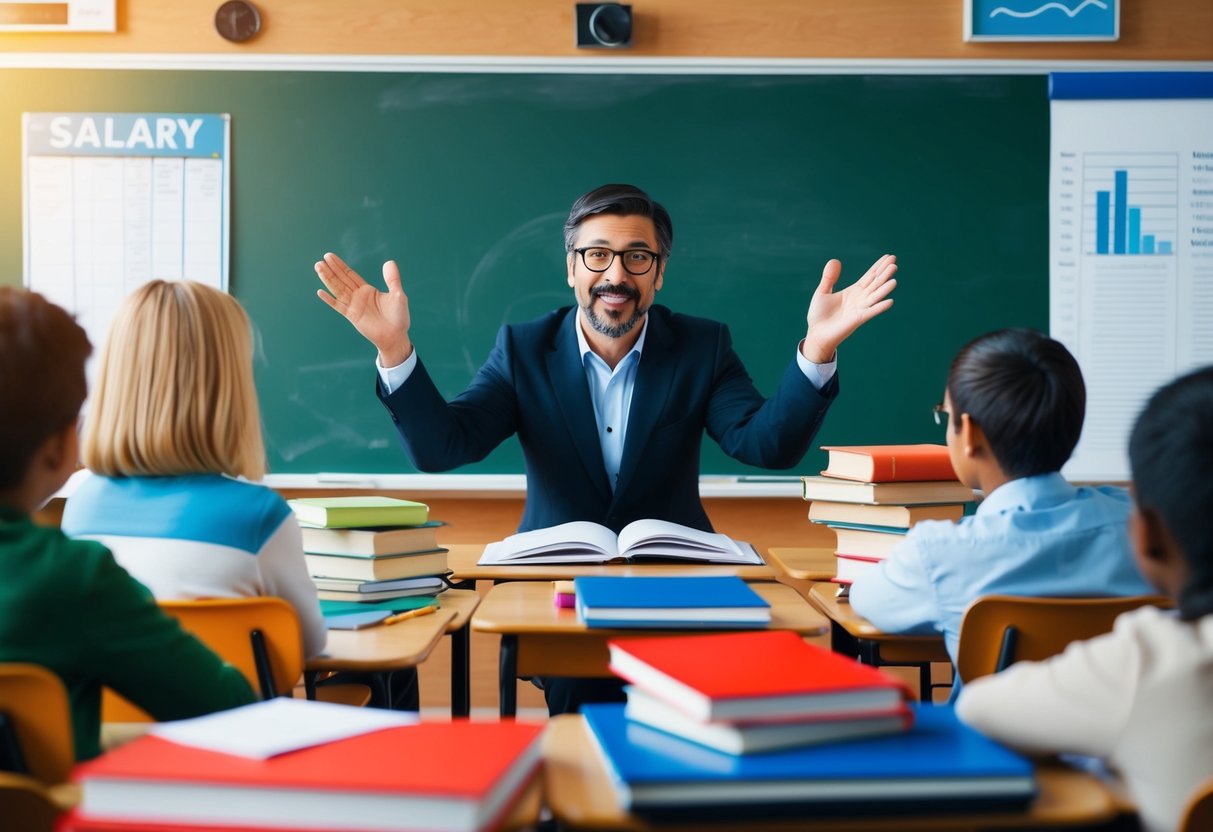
left=1113, top=170, right=1128, bottom=254
left=1096, top=191, right=1110, bottom=254
left=1159, top=241, right=1172, bottom=254
left=1143, top=235, right=1155, bottom=254
left=1128, top=208, right=1141, bottom=255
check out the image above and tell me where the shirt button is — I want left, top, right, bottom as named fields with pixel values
left=606, top=426, right=613, bottom=433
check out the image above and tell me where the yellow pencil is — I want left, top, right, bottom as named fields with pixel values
left=382, top=605, right=438, bottom=626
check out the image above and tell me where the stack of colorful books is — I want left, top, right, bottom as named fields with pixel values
left=799, top=445, right=974, bottom=587
left=587, top=630, right=1036, bottom=819
left=288, top=496, right=449, bottom=603
left=607, top=630, right=911, bottom=754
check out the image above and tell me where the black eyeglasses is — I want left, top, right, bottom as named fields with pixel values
left=932, top=402, right=950, bottom=426
left=574, top=247, right=660, bottom=276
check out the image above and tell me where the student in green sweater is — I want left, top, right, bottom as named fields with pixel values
left=0, top=287, right=255, bottom=760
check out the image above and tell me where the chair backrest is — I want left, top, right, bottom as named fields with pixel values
left=0, top=664, right=74, bottom=784
left=957, top=594, right=1172, bottom=684
left=103, top=597, right=305, bottom=722
left=1181, top=776, right=1213, bottom=832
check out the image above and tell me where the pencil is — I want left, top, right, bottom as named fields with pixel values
left=382, top=605, right=438, bottom=625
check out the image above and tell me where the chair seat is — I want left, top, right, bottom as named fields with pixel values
left=0, top=771, right=65, bottom=832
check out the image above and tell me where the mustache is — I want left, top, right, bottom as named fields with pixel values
left=591, top=283, right=641, bottom=301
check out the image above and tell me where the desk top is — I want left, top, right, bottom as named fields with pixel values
left=541, top=715, right=1118, bottom=831
left=306, top=588, right=479, bottom=672
left=471, top=581, right=828, bottom=637
left=445, top=543, right=778, bottom=582
left=765, top=547, right=836, bottom=582
left=806, top=583, right=950, bottom=664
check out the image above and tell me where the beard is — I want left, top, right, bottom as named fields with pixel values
left=581, top=282, right=647, bottom=338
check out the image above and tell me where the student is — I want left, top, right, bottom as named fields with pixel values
left=957, top=366, right=1213, bottom=832
left=849, top=328, right=1153, bottom=675
left=61, top=280, right=326, bottom=660
left=0, top=287, right=254, bottom=760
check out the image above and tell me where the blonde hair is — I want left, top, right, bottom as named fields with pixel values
left=83, top=280, right=266, bottom=480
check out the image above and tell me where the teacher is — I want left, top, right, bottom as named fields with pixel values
left=316, top=183, right=896, bottom=711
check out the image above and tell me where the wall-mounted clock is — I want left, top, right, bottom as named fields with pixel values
left=215, top=0, right=261, bottom=43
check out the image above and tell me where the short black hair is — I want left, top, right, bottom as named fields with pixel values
left=946, top=328, right=1085, bottom=479
left=0, top=288, right=92, bottom=489
left=563, top=184, right=674, bottom=260
left=1129, top=365, right=1213, bottom=620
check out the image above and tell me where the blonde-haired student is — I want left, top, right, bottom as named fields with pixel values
left=958, top=366, right=1213, bottom=832
left=62, top=280, right=326, bottom=659
left=0, top=287, right=253, bottom=760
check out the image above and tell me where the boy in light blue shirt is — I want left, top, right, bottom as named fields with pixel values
left=849, top=328, right=1153, bottom=677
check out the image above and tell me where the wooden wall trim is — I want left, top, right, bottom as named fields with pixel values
left=1, top=0, right=1209, bottom=61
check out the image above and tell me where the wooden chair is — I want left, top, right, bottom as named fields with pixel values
left=0, top=771, right=63, bottom=832
left=104, top=597, right=369, bottom=721
left=1181, top=776, right=1213, bottom=832
left=0, top=663, right=73, bottom=785
left=956, top=594, right=1172, bottom=684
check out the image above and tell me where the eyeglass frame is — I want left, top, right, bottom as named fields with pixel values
left=932, top=402, right=951, bottom=427
left=572, top=246, right=662, bottom=276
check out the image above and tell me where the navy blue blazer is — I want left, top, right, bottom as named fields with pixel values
left=377, top=305, right=837, bottom=533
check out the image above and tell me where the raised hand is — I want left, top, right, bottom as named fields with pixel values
left=801, top=254, right=898, bottom=363
left=314, top=252, right=414, bottom=366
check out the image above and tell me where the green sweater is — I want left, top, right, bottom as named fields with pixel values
left=0, top=504, right=255, bottom=760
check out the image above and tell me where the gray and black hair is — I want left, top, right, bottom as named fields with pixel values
left=563, top=183, right=674, bottom=260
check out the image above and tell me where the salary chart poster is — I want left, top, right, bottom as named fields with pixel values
left=1049, top=74, right=1213, bottom=481
left=22, top=112, right=230, bottom=354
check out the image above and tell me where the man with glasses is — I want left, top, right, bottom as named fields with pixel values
left=315, top=183, right=897, bottom=712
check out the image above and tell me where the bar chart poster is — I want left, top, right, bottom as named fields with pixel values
left=1050, top=74, right=1213, bottom=480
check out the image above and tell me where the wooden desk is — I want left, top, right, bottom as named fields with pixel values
left=542, top=714, right=1119, bottom=831
left=765, top=546, right=836, bottom=582
left=445, top=543, right=778, bottom=584
left=807, top=582, right=950, bottom=698
left=473, top=581, right=829, bottom=717
left=306, top=588, right=480, bottom=716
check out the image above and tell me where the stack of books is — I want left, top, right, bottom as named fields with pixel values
left=800, top=445, right=974, bottom=587
left=607, top=631, right=911, bottom=755
left=573, top=576, right=771, bottom=629
left=288, top=496, right=450, bottom=603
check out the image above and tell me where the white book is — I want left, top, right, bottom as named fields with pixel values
left=478, top=519, right=762, bottom=566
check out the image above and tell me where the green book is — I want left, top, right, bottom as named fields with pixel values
left=287, top=496, right=429, bottom=529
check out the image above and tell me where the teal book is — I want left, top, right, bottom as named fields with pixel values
left=582, top=703, right=1035, bottom=820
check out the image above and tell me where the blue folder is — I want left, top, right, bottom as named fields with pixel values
left=582, top=703, right=1036, bottom=820
left=573, top=576, right=770, bottom=629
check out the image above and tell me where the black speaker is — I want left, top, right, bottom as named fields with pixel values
left=575, top=3, right=633, bottom=48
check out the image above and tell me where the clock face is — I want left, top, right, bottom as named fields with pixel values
left=215, top=0, right=261, bottom=43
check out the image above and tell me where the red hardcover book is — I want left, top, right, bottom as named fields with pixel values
left=821, top=444, right=957, bottom=483
left=831, top=553, right=883, bottom=585
left=70, top=722, right=544, bottom=832
left=608, top=630, right=910, bottom=723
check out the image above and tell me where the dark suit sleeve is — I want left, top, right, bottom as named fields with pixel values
left=377, top=325, right=520, bottom=471
left=703, top=325, right=837, bottom=469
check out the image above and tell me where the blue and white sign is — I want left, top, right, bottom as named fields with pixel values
left=965, top=0, right=1118, bottom=41
left=23, top=112, right=230, bottom=357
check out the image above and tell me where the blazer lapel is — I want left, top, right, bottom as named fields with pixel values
left=613, top=311, right=676, bottom=502
left=546, top=309, right=613, bottom=502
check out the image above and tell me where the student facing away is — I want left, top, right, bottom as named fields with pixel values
left=848, top=328, right=1153, bottom=675
left=958, top=365, right=1213, bottom=832
left=61, top=280, right=327, bottom=661
left=0, top=287, right=254, bottom=760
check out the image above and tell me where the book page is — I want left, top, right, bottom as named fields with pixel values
left=617, top=519, right=761, bottom=565
left=478, top=520, right=619, bottom=564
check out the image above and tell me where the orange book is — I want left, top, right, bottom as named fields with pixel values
left=821, top=444, right=956, bottom=483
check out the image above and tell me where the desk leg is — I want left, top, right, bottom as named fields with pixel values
left=830, top=622, right=862, bottom=660
left=303, top=671, right=317, bottom=700
left=451, top=623, right=471, bottom=719
left=499, top=634, right=518, bottom=719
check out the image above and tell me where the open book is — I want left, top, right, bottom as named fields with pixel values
left=478, top=519, right=763, bottom=566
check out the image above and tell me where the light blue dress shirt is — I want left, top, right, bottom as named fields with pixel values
left=377, top=310, right=837, bottom=491
left=849, top=472, right=1153, bottom=668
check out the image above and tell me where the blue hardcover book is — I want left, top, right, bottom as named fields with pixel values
left=573, top=576, right=770, bottom=629
left=582, top=703, right=1036, bottom=820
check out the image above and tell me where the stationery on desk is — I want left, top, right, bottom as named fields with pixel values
left=573, top=576, right=770, bottom=629
left=478, top=518, right=761, bottom=566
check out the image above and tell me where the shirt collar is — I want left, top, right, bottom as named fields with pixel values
left=975, top=471, right=1076, bottom=516
left=574, top=308, right=648, bottom=366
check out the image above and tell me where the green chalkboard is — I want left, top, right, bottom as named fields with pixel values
left=0, top=69, right=1049, bottom=476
